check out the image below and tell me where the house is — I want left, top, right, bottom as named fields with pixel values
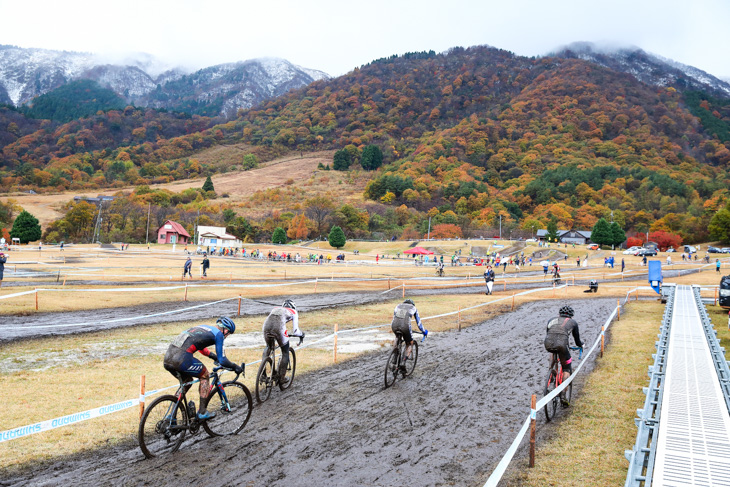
left=536, top=229, right=592, bottom=245
left=196, top=225, right=242, bottom=249
left=157, top=220, right=191, bottom=245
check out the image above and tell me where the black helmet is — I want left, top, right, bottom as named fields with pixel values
left=559, top=305, right=574, bottom=317
left=283, top=299, right=296, bottom=310
left=216, top=316, right=236, bottom=334
left=403, top=299, right=415, bottom=305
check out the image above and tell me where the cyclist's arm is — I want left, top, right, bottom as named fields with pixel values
left=413, top=310, right=424, bottom=332
left=212, top=332, right=236, bottom=369
left=571, top=323, right=584, bottom=349
left=200, top=347, right=218, bottom=362
left=289, top=311, right=303, bottom=337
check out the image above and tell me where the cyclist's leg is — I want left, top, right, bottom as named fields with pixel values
left=177, top=354, right=210, bottom=414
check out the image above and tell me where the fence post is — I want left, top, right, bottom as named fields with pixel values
left=333, top=323, right=338, bottom=363
left=284, top=270, right=286, bottom=280
left=511, top=293, right=515, bottom=311
left=388, top=277, right=391, bottom=290
left=314, top=277, right=318, bottom=293
left=35, top=288, right=38, bottom=310
left=139, top=375, right=146, bottom=419
left=572, top=274, right=575, bottom=285
left=529, top=394, right=537, bottom=467
left=238, top=295, right=242, bottom=317
left=402, top=283, right=405, bottom=298
left=617, top=300, right=620, bottom=320
left=600, top=326, right=605, bottom=358
left=635, top=288, right=639, bottom=301
left=229, top=272, right=232, bottom=283
left=184, top=283, right=188, bottom=302
left=62, top=277, right=66, bottom=286
left=458, top=306, right=461, bottom=331
left=715, top=287, right=718, bottom=306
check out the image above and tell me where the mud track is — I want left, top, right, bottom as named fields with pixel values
left=3, top=298, right=618, bottom=487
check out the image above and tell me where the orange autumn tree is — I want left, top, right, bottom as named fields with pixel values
left=430, top=223, right=463, bottom=239
left=287, top=214, right=311, bottom=240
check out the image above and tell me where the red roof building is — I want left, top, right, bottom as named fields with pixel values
left=157, top=220, right=191, bottom=245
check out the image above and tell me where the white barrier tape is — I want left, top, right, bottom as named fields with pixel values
left=483, top=416, right=532, bottom=487
left=0, top=397, right=139, bottom=444
left=483, top=303, right=621, bottom=486
left=0, top=297, right=239, bottom=330
left=0, top=290, right=38, bottom=300
left=0, top=282, right=603, bottom=443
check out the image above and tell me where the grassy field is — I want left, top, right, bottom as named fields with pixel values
left=1, top=240, right=729, bottom=479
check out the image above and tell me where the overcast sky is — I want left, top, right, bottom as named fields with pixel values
left=1, top=0, right=728, bottom=79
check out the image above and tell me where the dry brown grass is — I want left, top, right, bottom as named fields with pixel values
left=504, top=300, right=664, bottom=487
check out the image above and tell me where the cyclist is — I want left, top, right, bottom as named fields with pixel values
left=552, top=262, right=561, bottom=281
left=163, top=317, right=242, bottom=421
left=543, top=305, right=584, bottom=407
left=262, top=299, right=305, bottom=386
left=391, top=299, right=428, bottom=375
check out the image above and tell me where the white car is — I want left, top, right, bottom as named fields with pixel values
left=525, top=238, right=537, bottom=243
left=623, top=246, right=641, bottom=255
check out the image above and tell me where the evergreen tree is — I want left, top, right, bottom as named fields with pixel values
left=545, top=221, right=559, bottom=243
left=609, top=221, right=626, bottom=248
left=272, top=227, right=287, bottom=244
left=202, top=175, right=215, bottom=192
left=328, top=225, right=346, bottom=248
left=10, top=210, right=42, bottom=243
left=360, top=144, right=383, bottom=170
left=333, top=149, right=351, bottom=171
left=591, top=218, right=612, bottom=247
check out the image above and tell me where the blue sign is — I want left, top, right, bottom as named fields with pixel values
left=648, top=261, right=662, bottom=294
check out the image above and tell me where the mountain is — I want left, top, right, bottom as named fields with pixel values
left=552, top=42, right=730, bottom=98
left=0, top=45, right=329, bottom=116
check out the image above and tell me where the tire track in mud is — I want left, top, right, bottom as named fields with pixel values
left=3, top=298, right=619, bottom=487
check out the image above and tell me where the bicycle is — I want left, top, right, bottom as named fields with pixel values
left=543, top=346, right=582, bottom=422
left=255, top=337, right=301, bottom=403
left=138, top=363, right=253, bottom=458
left=436, top=267, right=444, bottom=277
left=384, top=331, right=425, bottom=388
left=552, top=273, right=562, bottom=285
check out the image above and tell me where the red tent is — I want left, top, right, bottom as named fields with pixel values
left=404, top=246, right=434, bottom=255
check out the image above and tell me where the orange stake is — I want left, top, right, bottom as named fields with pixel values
left=238, top=295, right=242, bottom=317
left=529, top=394, right=537, bottom=467
left=35, top=288, right=38, bottom=310
left=184, top=283, right=188, bottom=302
left=617, top=300, right=620, bottom=320
left=601, top=325, right=605, bottom=358
left=139, top=375, right=146, bottom=419
left=333, top=324, right=338, bottom=363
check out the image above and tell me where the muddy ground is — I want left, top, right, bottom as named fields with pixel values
left=0, top=264, right=680, bottom=343
left=2, top=298, right=618, bottom=487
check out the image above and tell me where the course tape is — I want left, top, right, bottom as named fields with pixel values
left=483, top=289, right=636, bottom=486
left=0, top=283, right=615, bottom=444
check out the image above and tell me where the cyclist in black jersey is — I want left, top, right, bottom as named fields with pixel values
left=391, top=299, right=428, bottom=375
left=164, top=317, right=242, bottom=420
left=543, top=305, right=583, bottom=406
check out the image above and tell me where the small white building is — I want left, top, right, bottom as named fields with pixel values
left=196, top=225, right=242, bottom=249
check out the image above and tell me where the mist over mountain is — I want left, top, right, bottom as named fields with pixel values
left=0, top=45, right=330, bottom=117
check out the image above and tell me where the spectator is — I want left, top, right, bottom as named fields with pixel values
left=717, top=259, right=721, bottom=273
left=202, top=253, right=210, bottom=277
left=0, top=251, right=6, bottom=287
left=183, top=257, right=193, bottom=279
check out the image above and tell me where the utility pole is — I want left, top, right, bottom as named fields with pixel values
left=427, top=216, right=431, bottom=240
left=145, top=202, right=151, bottom=245
left=499, top=214, right=502, bottom=240
left=92, top=200, right=103, bottom=243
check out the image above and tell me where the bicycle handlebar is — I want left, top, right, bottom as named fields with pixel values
left=213, top=362, right=246, bottom=379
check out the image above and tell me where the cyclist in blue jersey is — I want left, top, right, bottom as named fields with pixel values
left=164, top=317, right=242, bottom=420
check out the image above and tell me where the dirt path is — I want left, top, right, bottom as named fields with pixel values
left=0, top=264, right=693, bottom=343
left=1, top=298, right=618, bottom=487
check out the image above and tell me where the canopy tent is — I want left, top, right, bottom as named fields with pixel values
left=404, top=246, right=434, bottom=255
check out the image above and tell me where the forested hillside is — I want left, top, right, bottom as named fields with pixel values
left=2, top=45, right=730, bottom=242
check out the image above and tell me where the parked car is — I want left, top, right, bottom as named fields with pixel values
left=666, top=248, right=676, bottom=252
left=637, top=248, right=658, bottom=257
left=684, top=245, right=697, bottom=253
left=623, top=246, right=641, bottom=255
left=587, top=244, right=599, bottom=250
left=722, top=248, right=730, bottom=254
left=708, top=246, right=722, bottom=253
left=525, top=238, right=537, bottom=243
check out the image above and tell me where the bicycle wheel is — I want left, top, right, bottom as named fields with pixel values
left=384, top=347, right=400, bottom=388
left=279, top=348, right=296, bottom=391
left=404, top=341, right=418, bottom=377
left=543, top=368, right=559, bottom=422
left=256, top=357, right=274, bottom=404
left=138, top=395, right=188, bottom=458
left=203, top=381, right=253, bottom=436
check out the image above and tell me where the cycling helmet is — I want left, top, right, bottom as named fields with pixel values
left=559, top=305, right=574, bottom=318
left=216, top=316, right=236, bottom=334
left=403, top=299, right=415, bottom=305
left=283, top=299, right=296, bottom=310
